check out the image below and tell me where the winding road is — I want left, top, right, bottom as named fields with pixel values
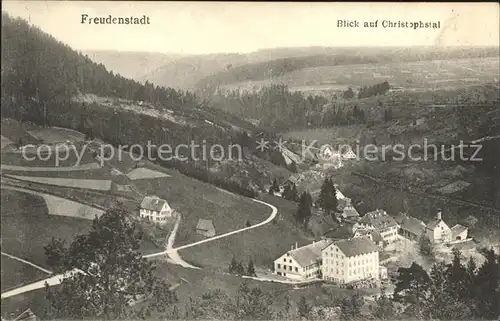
left=1, top=198, right=278, bottom=299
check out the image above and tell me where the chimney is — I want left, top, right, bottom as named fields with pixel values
left=291, top=245, right=294, bottom=251
left=437, top=210, right=442, bottom=221
left=295, top=242, right=298, bottom=249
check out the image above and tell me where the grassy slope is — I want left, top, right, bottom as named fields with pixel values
left=0, top=256, right=49, bottom=292
left=178, top=194, right=312, bottom=270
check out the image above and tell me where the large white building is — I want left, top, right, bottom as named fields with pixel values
left=274, top=240, right=330, bottom=281
left=322, top=237, right=379, bottom=284
left=139, top=196, right=173, bottom=224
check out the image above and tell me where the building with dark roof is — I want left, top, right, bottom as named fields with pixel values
left=196, top=219, right=216, bottom=237
left=139, top=195, right=173, bottom=224
left=396, top=213, right=426, bottom=241
left=322, top=237, right=379, bottom=284
left=274, top=240, right=331, bottom=281
left=358, top=209, right=399, bottom=243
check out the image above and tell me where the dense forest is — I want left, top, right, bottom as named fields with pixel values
left=211, top=84, right=367, bottom=131
left=0, top=13, right=281, bottom=196
left=195, top=47, right=500, bottom=90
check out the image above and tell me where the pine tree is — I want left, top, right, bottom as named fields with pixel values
left=247, top=259, right=256, bottom=277
left=393, top=262, right=432, bottom=319
left=297, top=295, right=311, bottom=318
left=370, top=289, right=397, bottom=320
left=229, top=257, right=238, bottom=274
left=295, top=192, right=312, bottom=228
left=474, top=248, right=500, bottom=319
left=236, top=262, right=245, bottom=276
left=317, top=178, right=338, bottom=215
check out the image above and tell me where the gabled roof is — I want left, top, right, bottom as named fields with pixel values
left=399, top=215, right=426, bottom=236
left=140, top=196, right=169, bottom=212
left=326, top=237, right=379, bottom=257
left=451, top=224, right=468, bottom=234
left=359, top=209, right=398, bottom=230
left=355, top=228, right=383, bottom=244
left=196, top=219, right=215, bottom=232
left=426, top=219, right=448, bottom=230
left=342, top=205, right=360, bottom=218
left=324, top=225, right=353, bottom=240
left=286, top=240, right=331, bottom=267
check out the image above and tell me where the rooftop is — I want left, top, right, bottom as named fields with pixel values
left=399, top=215, right=426, bottom=236
left=451, top=224, right=468, bottom=235
left=140, top=196, right=169, bottom=212
left=328, top=237, right=379, bottom=257
left=359, top=209, right=398, bottom=230
left=196, top=219, right=215, bottom=231
left=287, top=239, right=331, bottom=267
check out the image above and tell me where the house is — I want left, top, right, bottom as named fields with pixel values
left=425, top=210, right=452, bottom=244
left=341, top=204, right=361, bottom=221
left=323, top=225, right=354, bottom=241
left=354, top=228, right=384, bottom=248
left=451, top=224, right=468, bottom=241
left=413, top=117, right=426, bottom=126
left=395, top=213, right=426, bottom=241
left=274, top=240, right=330, bottom=280
left=358, top=209, right=400, bottom=244
left=139, top=196, right=173, bottom=224
left=322, top=237, right=379, bottom=284
left=196, top=219, right=216, bottom=237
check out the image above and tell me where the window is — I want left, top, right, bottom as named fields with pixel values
left=295, top=267, right=298, bottom=272
left=283, top=265, right=287, bottom=270
left=277, top=264, right=281, bottom=269
left=284, top=258, right=286, bottom=262
left=289, top=266, right=292, bottom=271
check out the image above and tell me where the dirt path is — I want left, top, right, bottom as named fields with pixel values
left=1, top=198, right=278, bottom=298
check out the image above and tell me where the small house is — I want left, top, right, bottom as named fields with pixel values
left=425, top=210, right=452, bottom=244
left=451, top=224, right=468, bottom=241
left=196, top=219, right=215, bottom=237
left=139, top=196, right=173, bottom=224
left=395, top=213, right=426, bottom=241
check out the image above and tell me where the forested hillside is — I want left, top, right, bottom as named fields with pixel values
left=0, top=13, right=286, bottom=195
left=195, top=47, right=500, bottom=90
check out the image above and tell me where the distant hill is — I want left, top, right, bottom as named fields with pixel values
left=195, top=47, right=500, bottom=90
left=139, top=46, right=358, bottom=90
left=82, top=50, right=187, bottom=81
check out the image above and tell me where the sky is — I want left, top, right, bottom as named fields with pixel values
left=3, top=1, right=499, bottom=55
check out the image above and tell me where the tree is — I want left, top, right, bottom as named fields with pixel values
left=272, top=179, right=280, bottom=194
left=297, top=295, right=312, bottom=319
left=289, top=161, right=298, bottom=173
left=236, top=261, right=246, bottom=276
left=44, top=206, right=175, bottom=319
left=295, top=191, right=312, bottom=228
left=370, top=290, right=397, bottom=320
left=474, top=248, right=500, bottom=319
left=235, top=282, right=274, bottom=320
left=418, top=235, right=434, bottom=259
left=393, top=262, right=432, bottom=319
left=316, top=178, right=338, bottom=215
left=246, top=219, right=251, bottom=227
left=340, top=294, right=364, bottom=321
left=229, top=257, right=238, bottom=274
left=43, top=237, right=66, bottom=273
left=247, top=259, right=256, bottom=277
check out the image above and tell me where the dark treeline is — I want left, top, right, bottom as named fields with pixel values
left=195, top=47, right=499, bottom=89
left=357, top=81, right=391, bottom=99
left=0, top=13, right=269, bottom=197
left=212, top=84, right=367, bottom=131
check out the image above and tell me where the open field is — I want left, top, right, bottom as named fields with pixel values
left=127, top=167, right=171, bottom=180
left=0, top=189, right=92, bottom=268
left=0, top=150, right=97, bottom=168
left=27, top=127, right=85, bottom=144
left=177, top=194, right=312, bottom=270
left=3, top=174, right=111, bottom=191
left=0, top=119, right=40, bottom=146
left=133, top=170, right=271, bottom=246
left=1, top=256, right=50, bottom=292
left=222, top=57, right=499, bottom=94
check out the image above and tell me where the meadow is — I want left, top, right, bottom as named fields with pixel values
left=222, top=57, right=499, bottom=94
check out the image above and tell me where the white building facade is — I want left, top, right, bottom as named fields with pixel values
left=322, top=238, right=380, bottom=284
left=274, top=240, right=330, bottom=281
left=139, top=196, right=173, bottom=224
